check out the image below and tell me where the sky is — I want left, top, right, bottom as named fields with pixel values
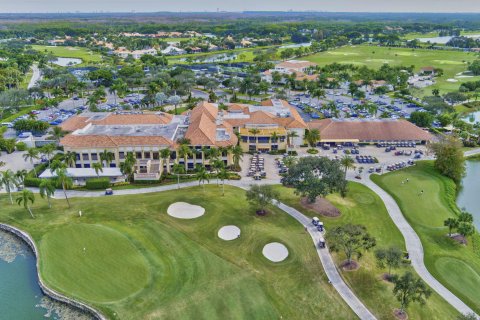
left=1, top=0, right=480, bottom=13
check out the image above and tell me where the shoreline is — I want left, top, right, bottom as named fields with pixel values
left=0, top=223, right=107, bottom=320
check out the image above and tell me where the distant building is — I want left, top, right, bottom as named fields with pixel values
left=161, top=45, right=187, bottom=56
left=263, top=60, right=317, bottom=82
left=114, top=47, right=157, bottom=59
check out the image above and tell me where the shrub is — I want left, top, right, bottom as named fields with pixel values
left=85, top=178, right=111, bottom=190
left=15, top=142, right=27, bottom=151
left=24, top=177, right=43, bottom=187
left=307, top=148, right=319, bottom=154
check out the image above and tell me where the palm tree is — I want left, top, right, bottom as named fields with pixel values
left=62, top=151, right=77, bottom=168
left=270, top=131, right=279, bottom=144
left=56, top=168, right=73, bottom=208
left=52, top=126, right=65, bottom=143
left=120, top=152, right=136, bottom=182
left=15, top=170, right=28, bottom=186
left=178, top=144, right=192, bottom=172
left=160, top=148, right=171, bottom=174
left=231, top=145, right=243, bottom=171
left=217, top=168, right=230, bottom=196
left=0, top=170, right=18, bottom=204
left=41, top=143, right=56, bottom=166
left=172, top=163, right=185, bottom=189
left=248, top=128, right=260, bottom=145
left=195, top=165, right=210, bottom=193
left=340, top=155, right=356, bottom=178
left=287, top=131, right=299, bottom=148
left=100, top=149, right=115, bottom=167
left=212, top=159, right=225, bottom=185
left=23, top=148, right=40, bottom=177
left=39, top=179, right=55, bottom=209
left=92, top=162, right=103, bottom=177
left=305, top=129, right=320, bottom=147
left=16, top=189, right=35, bottom=218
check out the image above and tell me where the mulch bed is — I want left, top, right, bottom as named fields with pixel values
left=300, top=197, right=341, bottom=217
left=450, top=234, right=467, bottom=245
left=393, top=309, right=408, bottom=320
left=340, top=260, right=360, bottom=271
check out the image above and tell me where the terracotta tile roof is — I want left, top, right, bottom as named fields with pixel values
left=61, top=135, right=174, bottom=148
left=93, top=113, right=173, bottom=125
left=308, top=119, right=432, bottom=142
left=60, top=116, right=90, bottom=132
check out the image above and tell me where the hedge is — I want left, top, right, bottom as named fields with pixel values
left=85, top=178, right=111, bottom=190
left=24, top=177, right=43, bottom=187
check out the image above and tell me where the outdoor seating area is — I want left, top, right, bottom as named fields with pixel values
left=247, top=154, right=266, bottom=180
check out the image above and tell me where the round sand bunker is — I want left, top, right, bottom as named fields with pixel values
left=218, top=225, right=241, bottom=241
left=167, top=202, right=205, bottom=219
left=262, top=242, right=289, bottom=262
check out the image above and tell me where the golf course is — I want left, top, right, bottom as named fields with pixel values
left=372, top=161, right=480, bottom=314
left=303, top=45, right=480, bottom=97
left=31, top=45, right=103, bottom=65
left=273, top=182, right=459, bottom=319
left=0, top=185, right=354, bottom=320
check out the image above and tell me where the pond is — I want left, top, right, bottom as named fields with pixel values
left=457, top=160, right=480, bottom=230
left=462, top=111, right=480, bottom=124
left=52, top=57, right=83, bottom=67
left=0, top=230, right=92, bottom=319
left=417, top=34, right=480, bottom=44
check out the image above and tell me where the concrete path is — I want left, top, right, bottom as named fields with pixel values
left=360, top=177, right=479, bottom=318
left=29, top=180, right=377, bottom=320
left=27, top=64, right=41, bottom=89
left=465, top=147, right=480, bottom=158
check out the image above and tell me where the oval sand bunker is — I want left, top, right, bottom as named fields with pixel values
left=218, top=225, right=241, bottom=240
left=167, top=202, right=205, bottom=219
left=262, top=242, right=289, bottom=262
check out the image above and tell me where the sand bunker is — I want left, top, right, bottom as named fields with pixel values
left=218, top=225, right=241, bottom=241
left=447, top=78, right=458, bottom=83
left=262, top=242, right=289, bottom=262
left=167, top=202, right=205, bottom=219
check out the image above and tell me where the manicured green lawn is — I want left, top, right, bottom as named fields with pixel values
left=0, top=185, right=353, bottom=319
left=372, top=161, right=480, bottom=313
left=303, top=45, right=480, bottom=97
left=273, top=182, right=459, bottom=319
left=31, top=45, right=103, bottom=65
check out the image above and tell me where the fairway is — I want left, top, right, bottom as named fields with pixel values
left=273, top=182, right=458, bottom=319
left=303, top=45, right=480, bottom=97
left=0, top=185, right=354, bottom=319
left=31, top=45, right=103, bottom=65
left=372, top=162, right=480, bottom=313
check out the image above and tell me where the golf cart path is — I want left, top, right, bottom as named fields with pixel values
left=36, top=181, right=376, bottom=320
left=360, top=176, right=479, bottom=318
left=27, top=64, right=41, bottom=89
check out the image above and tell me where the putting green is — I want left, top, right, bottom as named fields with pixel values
left=39, top=224, right=150, bottom=303
left=435, top=257, right=480, bottom=305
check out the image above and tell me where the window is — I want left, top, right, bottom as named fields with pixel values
left=258, top=137, right=269, bottom=143
left=119, top=152, right=125, bottom=160
left=75, top=154, right=80, bottom=161
left=84, top=163, right=91, bottom=168
left=153, top=152, right=159, bottom=160
left=82, top=153, right=89, bottom=161
left=241, top=136, right=248, bottom=143
left=91, top=153, right=98, bottom=161
left=144, top=152, right=151, bottom=159
left=136, top=152, right=142, bottom=159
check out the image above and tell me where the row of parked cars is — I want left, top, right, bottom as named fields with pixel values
left=355, top=155, right=377, bottom=164
left=386, top=160, right=415, bottom=171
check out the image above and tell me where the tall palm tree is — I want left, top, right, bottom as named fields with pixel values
left=16, top=189, right=35, bottom=218
left=100, top=149, right=115, bottom=167
left=0, top=170, right=18, bottom=204
left=41, top=143, right=56, bottom=166
left=340, top=155, right=356, bottom=178
left=15, top=170, right=28, bottom=186
left=217, top=168, right=229, bottom=196
left=56, top=168, right=73, bottom=208
left=231, top=145, right=243, bottom=171
left=178, top=144, right=192, bottom=172
left=305, top=129, right=320, bottom=148
left=270, top=131, right=279, bottom=144
left=120, top=152, right=136, bottom=182
left=62, top=151, right=77, bottom=168
left=212, top=159, right=225, bottom=185
left=23, top=148, right=40, bottom=177
left=172, top=163, right=185, bottom=189
left=195, top=165, right=210, bottom=193
left=248, top=128, right=260, bottom=145
left=287, top=131, right=299, bottom=148
left=160, top=148, right=171, bottom=174
left=92, top=162, right=103, bottom=177
left=39, top=179, right=55, bottom=209
left=52, top=126, right=65, bottom=143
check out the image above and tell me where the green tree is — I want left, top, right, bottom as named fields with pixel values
left=391, top=272, right=432, bottom=315
left=327, top=224, right=376, bottom=266
left=160, top=148, right=171, bottom=175
left=39, top=179, right=56, bottom=209
left=282, top=156, right=346, bottom=203
left=305, top=129, right=320, bottom=147
left=172, top=163, right=185, bottom=189
left=409, top=111, right=434, bottom=127
left=231, top=145, right=243, bottom=171
left=374, top=247, right=403, bottom=277
left=340, top=155, right=355, bottom=178
left=217, top=168, right=230, bottom=196
left=52, top=126, right=65, bottom=143
left=429, top=136, right=465, bottom=183
left=23, top=148, right=40, bottom=177
left=16, top=189, right=35, bottom=218
left=444, top=217, right=459, bottom=237
left=0, top=169, right=18, bottom=204
left=245, top=184, right=279, bottom=215
left=56, top=168, right=73, bottom=208
left=41, top=143, right=56, bottom=166
left=62, top=151, right=77, bottom=168
left=100, top=149, right=115, bottom=167
left=92, top=162, right=103, bottom=177
left=178, top=144, right=192, bottom=172
left=195, top=165, right=210, bottom=192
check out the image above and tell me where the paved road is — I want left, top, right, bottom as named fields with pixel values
left=29, top=180, right=377, bottom=320
left=465, top=148, right=480, bottom=158
left=27, top=64, right=41, bottom=89
left=360, top=176, right=479, bottom=318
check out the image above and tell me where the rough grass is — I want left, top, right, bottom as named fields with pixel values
left=372, top=161, right=480, bottom=313
left=0, top=185, right=353, bottom=320
left=273, top=182, right=459, bottom=319
left=303, top=45, right=480, bottom=98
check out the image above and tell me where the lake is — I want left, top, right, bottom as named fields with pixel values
left=417, top=34, right=480, bottom=44
left=463, top=111, right=480, bottom=124
left=52, top=57, right=83, bottom=67
left=457, top=159, right=480, bottom=230
left=0, top=230, right=92, bottom=320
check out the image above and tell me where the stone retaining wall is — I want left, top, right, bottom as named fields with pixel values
left=0, top=223, right=107, bottom=320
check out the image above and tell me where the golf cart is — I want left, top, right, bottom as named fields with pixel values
left=105, top=188, right=113, bottom=195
